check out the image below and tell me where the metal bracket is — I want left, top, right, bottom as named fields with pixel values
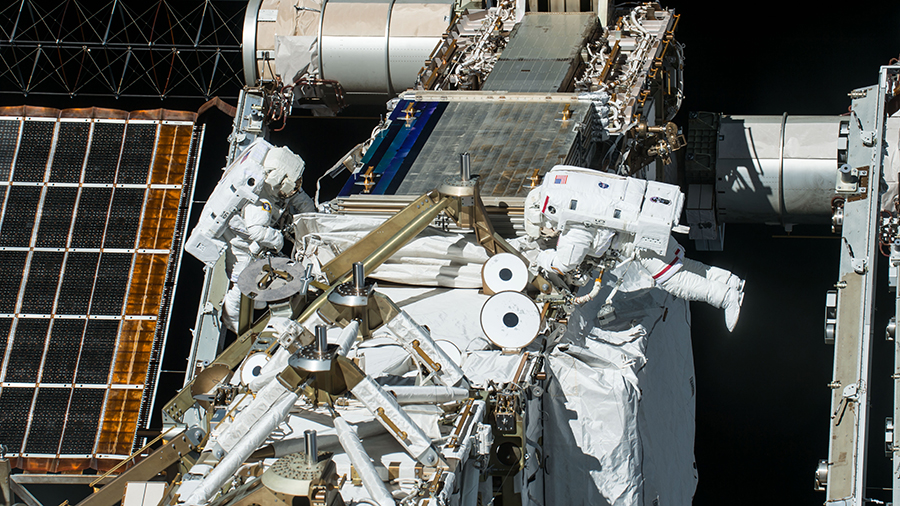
left=861, top=131, right=876, bottom=147
left=833, top=382, right=861, bottom=425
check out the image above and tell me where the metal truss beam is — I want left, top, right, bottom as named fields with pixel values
left=0, top=0, right=246, bottom=99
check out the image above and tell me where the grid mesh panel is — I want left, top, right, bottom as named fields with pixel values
left=55, top=252, right=98, bottom=315
left=35, top=187, right=77, bottom=248
left=0, top=251, right=27, bottom=312
left=74, top=319, right=119, bottom=384
left=0, top=186, right=41, bottom=246
left=0, top=119, right=20, bottom=180
left=5, top=319, right=50, bottom=383
left=90, top=253, right=132, bottom=315
left=11, top=121, right=54, bottom=182
left=49, top=122, right=89, bottom=183
left=0, top=319, right=11, bottom=364
left=104, top=188, right=145, bottom=249
left=42, top=319, right=85, bottom=383
left=117, top=124, right=156, bottom=184
left=26, top=388, right=70, bottom=454
left=70, top=187, right=111, bottom=248
left=84, top=123, right=123, bottom=183
left=0, top=113, right=197, bottom=468
left=0, top=387, right=35, bottom=453
left=126, top=254, right=166, bottom=315
left=20, top=251, right=64, bottom=314
left=60, top=388, right=104, bottom=454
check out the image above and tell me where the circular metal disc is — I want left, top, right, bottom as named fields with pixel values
left=289, top=343, right=339, bottom=372
left=237, top=257, right=307, bottom=302
left=435, top=339, right=462, bottom=366
left=480, top=291, right=540, bottom=351
left=482, top=253, right=528, bottom=294
left=239, top=352, right=269, bottom=386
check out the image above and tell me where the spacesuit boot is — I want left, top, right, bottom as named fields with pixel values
left=659, top=269, right=743, bottom=332
left=222, top=285, right=243, bottom=333
left=681, top=257, right=744, bottom=292
left=722, top=288, right=743, bottom=332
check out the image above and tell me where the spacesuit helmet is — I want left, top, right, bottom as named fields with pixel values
left=263, top=146, right=306, bottom=199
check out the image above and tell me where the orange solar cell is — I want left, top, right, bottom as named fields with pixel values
left=138, top=190, right=182, bottom=250
left=95, top=389, right=143, bottom=456
left=124, top=254, right=168, bottom=315
left=111, top=320, right=157, bottom=385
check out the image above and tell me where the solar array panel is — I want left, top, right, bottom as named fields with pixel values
left=0, top=108, right=201, bottom=473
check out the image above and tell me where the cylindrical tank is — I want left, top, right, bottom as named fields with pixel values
left=715, top=114, right=844, bottom=225
left=245, top=0, right=453, bottom=101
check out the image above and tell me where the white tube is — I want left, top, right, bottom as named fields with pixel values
left=334, top=417, right=396, bottom=506
left=571, top=278, right=602, bottom=305
left=385, top=386, right=469, bottom=405
left=183, top=390, right=299, bottom=505
left=216, top=379, right=292, bottom=454
left=337, top=319, right=361, bottom=357
left=443, top=401, right=485, bottom=462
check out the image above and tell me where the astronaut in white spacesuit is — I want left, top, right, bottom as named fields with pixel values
left=185, top=141, right=316, bottom=333
left=524, top=166, right=744, bottom=332
left=219, top=146, right=318, bottom=332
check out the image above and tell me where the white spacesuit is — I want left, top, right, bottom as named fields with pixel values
left=185, top=140, right=316, bottom=332
left=524, top=166, right=744, bottom=332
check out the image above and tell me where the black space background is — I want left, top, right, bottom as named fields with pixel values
left=3, top=1, right=900, bottom=504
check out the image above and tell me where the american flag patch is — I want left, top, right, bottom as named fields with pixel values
left=554, top=175, right=568, bottom=184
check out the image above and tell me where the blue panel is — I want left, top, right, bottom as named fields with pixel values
left=374, top=102, right=442, bottom=195
left=337, top=100, right=444, bottom=196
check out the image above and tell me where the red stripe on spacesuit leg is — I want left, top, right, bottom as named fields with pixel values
left=541, top=196, right=549, bottom=214
left=652, top=248, right=683, bottom=280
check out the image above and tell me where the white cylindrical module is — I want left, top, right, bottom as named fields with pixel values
left=715, top=115, right=844, bottom=225
left=245, top=0, right=453, bottom=100
left=320, top=0, right=453, bottom=98
left=336, top=319, right=361, bottom=357
left=385, top=385, right=470, bottom=404
left=184, top=390, right=299, bottom=505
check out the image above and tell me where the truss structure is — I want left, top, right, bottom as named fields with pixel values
left=0, top=0, right=246, bottom=100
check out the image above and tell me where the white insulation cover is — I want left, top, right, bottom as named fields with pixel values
left=293, top=213, right=489, bottom=287
left=544, top=285, right=697, bottom=505
left=378, top=284, right=697, bottom=504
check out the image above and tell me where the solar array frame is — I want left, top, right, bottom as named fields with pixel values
left=0, top=109, right=201, bottom=473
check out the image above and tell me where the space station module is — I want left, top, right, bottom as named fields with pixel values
left=185, top=140, right=316, bottom=331
left=524, top=165, right=744, bottom=331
